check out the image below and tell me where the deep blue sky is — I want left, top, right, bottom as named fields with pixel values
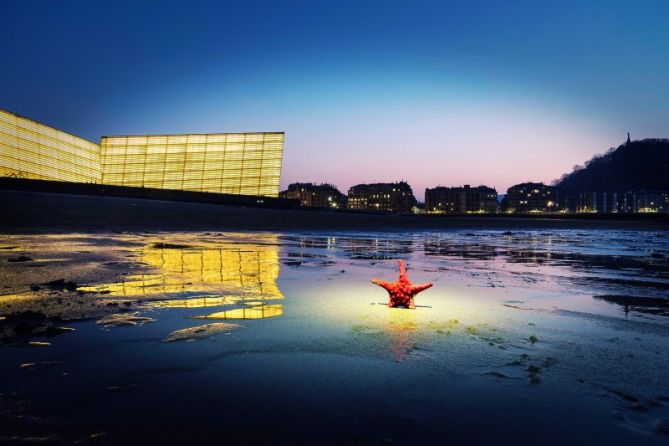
left=1, top=0, right=667, bottom=198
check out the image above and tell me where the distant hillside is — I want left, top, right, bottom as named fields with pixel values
left=555, top=138, right=669, bottom=192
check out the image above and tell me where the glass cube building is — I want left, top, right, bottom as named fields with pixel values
left=100, top=132, right=284, bottom=197
left=0, top=109, right=284, bottom=197
left=0, top=109, right=100, bottom=183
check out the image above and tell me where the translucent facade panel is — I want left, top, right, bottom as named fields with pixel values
left=0, top=109, right=100, bottom=183
left=0, top=109, right=284, bottom=198
left=101, top=132, right=284, bottom=197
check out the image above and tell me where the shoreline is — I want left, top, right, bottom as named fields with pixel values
left=2, top=190, right=668, bottom=233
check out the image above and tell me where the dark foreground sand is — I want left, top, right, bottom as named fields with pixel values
left=1, top=190, right=667, bottom=232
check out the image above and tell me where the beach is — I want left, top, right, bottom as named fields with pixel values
left=1, top=212, right=668, bottom=444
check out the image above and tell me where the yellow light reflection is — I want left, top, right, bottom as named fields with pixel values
left=77, top=235, right=284, bottom=320
left=155, top=296, right=241, bottom=308
left=0, top=292, right=33, bottom=305
left=194, top=304, right=284, bottom=320
left=387, top=310, right=418, bottom=362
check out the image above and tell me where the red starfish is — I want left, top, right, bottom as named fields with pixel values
left=372, top=260, right=433, bottom=309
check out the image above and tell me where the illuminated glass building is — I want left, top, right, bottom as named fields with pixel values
left=101, top=132, right=284, bottom=196
left=0, top=109, right=100, bottom=183
left=0, top=108, right=285, bottom=197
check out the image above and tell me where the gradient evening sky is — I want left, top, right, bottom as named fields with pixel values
left=1, top=0, right=668, bottom=199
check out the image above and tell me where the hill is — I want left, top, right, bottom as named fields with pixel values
left=555, top=138, right=669, bottom=192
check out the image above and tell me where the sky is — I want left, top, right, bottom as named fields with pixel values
left=1, top=0, right=668, bottom=200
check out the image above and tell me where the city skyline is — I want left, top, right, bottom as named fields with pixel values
left=1, top=0, right=668, bottom=200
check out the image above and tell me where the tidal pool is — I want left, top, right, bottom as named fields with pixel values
left=0, top=230, right=668, bottom=444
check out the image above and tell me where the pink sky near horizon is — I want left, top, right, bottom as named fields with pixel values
left=279, top=100, right=624, bottom=201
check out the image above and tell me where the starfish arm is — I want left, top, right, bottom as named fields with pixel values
left=398, top=260, right=408, bottom=281
left=409, top=282, right=433, bottom=294
left=371, top=279, right=394, bottom=291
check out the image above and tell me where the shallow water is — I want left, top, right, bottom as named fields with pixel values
left=1, top=229, right=668, bottom=444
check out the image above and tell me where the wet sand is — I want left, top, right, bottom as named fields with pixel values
left=1, top=230, right=668, bottom=444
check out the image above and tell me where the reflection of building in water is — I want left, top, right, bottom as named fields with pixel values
left=341, top=237, right=416, bottom=259
left=194, top=303, right=283, bottom=320
left=423, top=238, right=498, bottom=260
left=78, top=239, right=283, bottom=319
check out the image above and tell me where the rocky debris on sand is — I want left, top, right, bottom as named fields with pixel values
left=164, top=322, right=242, bottom=342
left=656, top=418, right=669, bottom=434
left=106, top=381, right=140, bottom=392
left=97, top=313, right=155, bottom=328
left=606, top=388, right=640, bottom=402
left=483, top=371, right=510, bottom=379
left=526, top=365, right=542, bottom=384
left=541, top=357, right=558, bottom=368
left=630, top=403, right=649, bottom=412
left=7, top=256, right=34, bottom=263
left=89, top=432, right=107, bottom=442
left=39, top=279, right=78, bottom=292
left=151, top=242, right=193, bottom=249
left=20, top=361, right=62, bottom=370
left=0, top=311, right=76, bottom=343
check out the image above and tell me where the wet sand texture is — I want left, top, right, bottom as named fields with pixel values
left=1, top=230, right=668, bottom=444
